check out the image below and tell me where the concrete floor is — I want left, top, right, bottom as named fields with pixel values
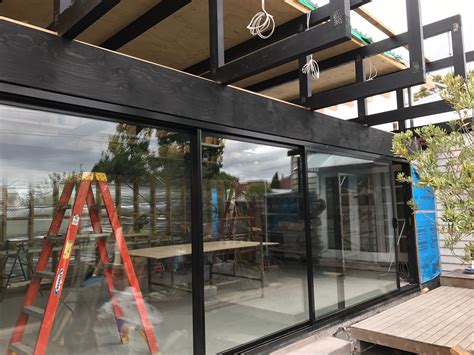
left=0, top=263, right=398, bottom=355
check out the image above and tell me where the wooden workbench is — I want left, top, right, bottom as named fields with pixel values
left=129, top=240, right=278, bottom=295
left=129, top=240, right=277, bottom=259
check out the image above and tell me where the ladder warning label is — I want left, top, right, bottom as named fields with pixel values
left=72, top=214, right=80, bottom=226
left=54, top=268, right=64, bottom=296
left=63, top=240, right=73, bottom=260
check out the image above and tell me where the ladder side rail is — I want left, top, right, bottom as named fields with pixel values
left=7, top=180, right=75, bottom=352
left=85, top=185, right=125, bottom=338
left=98, top=180, right=160, bottom=354
left=34, top=179, right=92, bottom=355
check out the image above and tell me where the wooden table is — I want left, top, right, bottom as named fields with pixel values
left=129, top=240, right=278, bottom=295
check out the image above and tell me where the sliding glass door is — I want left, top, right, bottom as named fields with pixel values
left=306, top=151, right=398, bottom=317
left=201, top=135, right=309, bottom=354
left=0, top=105, right=194, bottom=354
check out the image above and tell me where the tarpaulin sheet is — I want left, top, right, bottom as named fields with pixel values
left=412, top=167, right=441, bottom=283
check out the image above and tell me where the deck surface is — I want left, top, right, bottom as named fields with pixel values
left=351, top=286, right=474, bottom=355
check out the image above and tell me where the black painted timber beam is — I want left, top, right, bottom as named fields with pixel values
left=246, top=15, right=461, bottom=94
left=185, top=0, right=370, bottom=76
left=57, top=0, right=120, bottom=39
left=350, top=16, right=471, bottom=128
left=349, top=48, right=474, bottom=127
left=304, top=0, right=426, bottom=110
left=0, top=17, right=394, bottom=156
left=351, top=101, right=453, bottom=126
left=209, top=0, right=225, bottom=75
left=208, top=0, right=353, bottom=84
left=101, top=0, right=191, bottom=50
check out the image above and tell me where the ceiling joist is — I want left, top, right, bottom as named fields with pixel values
left=57, top=0, right=120, bottom=39
left=100, top=0, right=191, bottom=50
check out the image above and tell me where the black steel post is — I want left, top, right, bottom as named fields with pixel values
left=298, top=17, right=312, bottom=105
left=355, top=55, right=367, bottom=121
left=301, top=148, right=316, bottom=322
left=389, top=163, right=401, bottom=289
left=451, top=19, right=467, bottom=78
left=208, top=0, right=225, bottom=76
left=406, top=0, right=426, bottom=79
left=396, top=89, right=406, bottom=130
left=191, top=129, right=205, bottom=355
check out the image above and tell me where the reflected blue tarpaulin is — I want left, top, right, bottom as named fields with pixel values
left=412, top=167, right=441, bottom=283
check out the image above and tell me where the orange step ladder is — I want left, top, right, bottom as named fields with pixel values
left=7, top=172, right=159, bottom=355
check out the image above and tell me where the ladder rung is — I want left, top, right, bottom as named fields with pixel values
left=47, top=233, right=109, bottom=242
left=77, top=233, right=109, bottom=239
left=56, top=204, right=72, bottom=210
left=10, top=343, right=34, bottom=355
left=35, top=270, right=55, bottom=279
left=46, top=236, right=64, bottom=242
left=57, top=204, right=106, bottom=210
left=103, top=263, right=124, bottom=269
left=22, top=305, right=44, bottom=318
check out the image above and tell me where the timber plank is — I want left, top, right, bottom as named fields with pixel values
left=417, top=310, right=472, bottom=343
left=351, top=328, right=451, bottom=355
left=458, top=333, right=473, bottom=349
left=355, top=286, right=453, bottom=328
left=356, top=287, right=459, bottom=332
left=439, top=321, right=473, bottom=348
left=394, top=289, right=473, bottom=339
left=351, top=287, right=473, bottom=355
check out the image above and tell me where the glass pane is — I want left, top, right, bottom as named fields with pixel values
left=307, top=152, right=397, bottom=317
left=0, top=104, right=193, bottom=354
left=202, top=135, right=309, bottom=354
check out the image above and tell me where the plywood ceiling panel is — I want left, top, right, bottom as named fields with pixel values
left=0, top=0, right=52, bottom=28
left=118, top=0, right=302, bottom=70
left=77, top=0, right=161, bottom=45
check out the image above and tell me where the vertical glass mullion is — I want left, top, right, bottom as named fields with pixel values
left=301, top=147, right=316, bottom=323
left=389, top=163, right=401, bottom=289
left=191, top=128, right=205, bottom=355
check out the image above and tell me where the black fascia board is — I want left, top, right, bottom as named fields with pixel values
left=0, top=18, right=394, bottom=157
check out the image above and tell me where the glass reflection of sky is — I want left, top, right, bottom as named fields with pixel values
left=1, top=105, right=292, bottom=186
left=1, top=105, right=118, bottom=184
left=219, top=139, right=291, bottom=183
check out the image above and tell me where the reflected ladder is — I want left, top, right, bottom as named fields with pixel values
left=7, top=172, right=159, bottom=355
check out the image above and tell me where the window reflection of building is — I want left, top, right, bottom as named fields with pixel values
left=202, top=136, right=309, bottom=354
left=307, top=152, right=398, bottom=316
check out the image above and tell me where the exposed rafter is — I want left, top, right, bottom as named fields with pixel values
left=101, top=0, right=191, bottom=50
left=56, top=0, right=120, bottom=39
